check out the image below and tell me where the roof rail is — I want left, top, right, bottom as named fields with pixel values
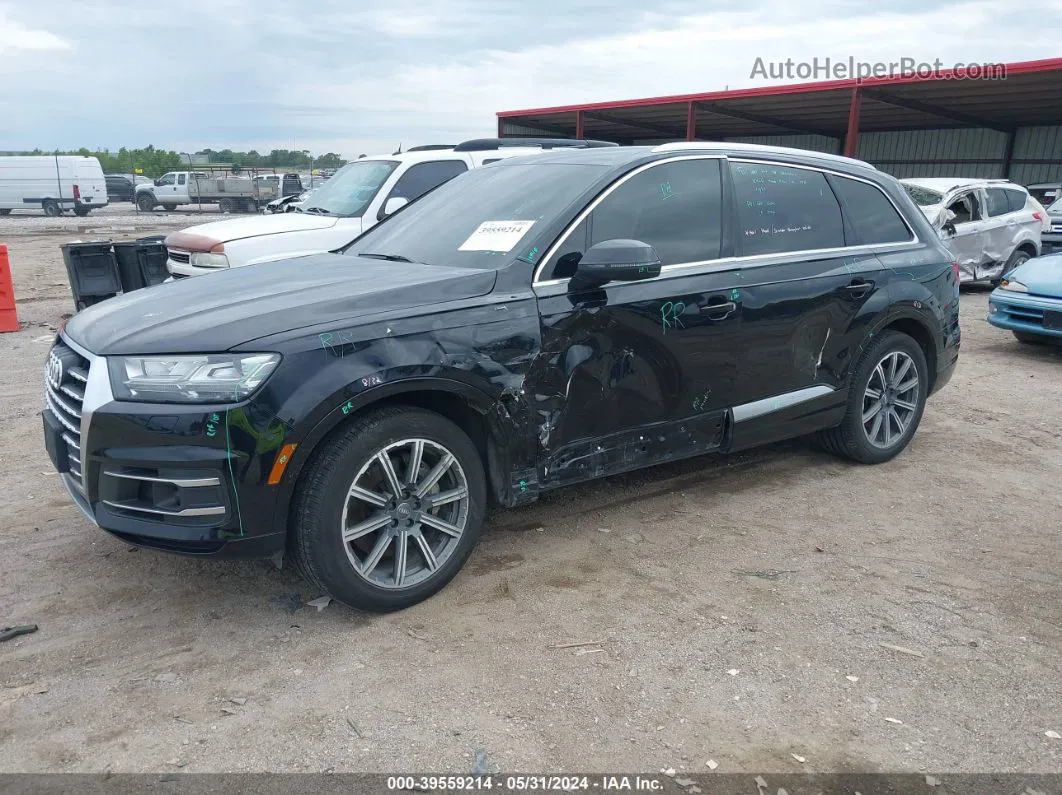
left=453, top=137, right=620, bottom=152
left=406, top=144, right=458, bottom=152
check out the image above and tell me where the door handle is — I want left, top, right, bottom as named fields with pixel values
left=845, top=279, right=873, bottom=299
left=701, top=300, right=737, bottom=320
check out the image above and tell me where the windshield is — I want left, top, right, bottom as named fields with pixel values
left=298, top=160, right=399, bottom=216
left=1049, top=196, right=1062, bottom=213
left=901, top=183, right=944, bottom=207
left=344, top=162, right=607, bottom=269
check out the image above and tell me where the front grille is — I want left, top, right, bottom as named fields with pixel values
left=998, top=303, right=1045, bottom=326
left=44, top=343, right=89, bottom=491
left=168, top=249, right=191, bottom=264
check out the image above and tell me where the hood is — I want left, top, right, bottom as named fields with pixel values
left=1006, top=253, right=1062, bottom=298
left=64, top=254, right=497, bottom=355
left=165, top=212, right=340, bottom=248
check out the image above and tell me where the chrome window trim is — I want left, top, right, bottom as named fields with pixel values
left=532, top=155, right=922, bottom=288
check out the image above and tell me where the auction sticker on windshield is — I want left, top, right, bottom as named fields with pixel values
left=458, top=220, right=535, bottom=252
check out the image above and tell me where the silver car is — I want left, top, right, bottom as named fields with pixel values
left=901, top=178, right=1043, bottom=284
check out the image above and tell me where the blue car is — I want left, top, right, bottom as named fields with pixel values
left=988, top=252, right=1062, bottom=344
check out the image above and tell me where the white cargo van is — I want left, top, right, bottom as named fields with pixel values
left=0, top=155, right=109, bottom=216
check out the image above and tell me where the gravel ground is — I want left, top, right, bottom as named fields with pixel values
left=1, top=207, right=1060, bottom=775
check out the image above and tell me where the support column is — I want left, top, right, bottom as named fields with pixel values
left=843, top=88, right=862, bottom=158
left=1001, top=130, right=1016, bottom=179
left=497, top=117, right=505, bottom=138
left=686, top=101, right=697, bottom=141
left=575, top=109, right=585, bottom=140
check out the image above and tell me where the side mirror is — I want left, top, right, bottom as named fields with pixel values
left=380, top=196, right=409, bottom=219
left=570, top=239, right=662, bottom=291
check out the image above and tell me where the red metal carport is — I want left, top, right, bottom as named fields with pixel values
left=497, top=58, right=1062, bottom=179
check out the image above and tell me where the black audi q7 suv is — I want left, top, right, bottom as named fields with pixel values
left=43, top=142, right=960, bottom=611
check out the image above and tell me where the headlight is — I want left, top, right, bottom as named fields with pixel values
left=108, top=353, right=280, bottom=403
left=999, top=279, right=1028, bottom=293
left=190, top=251, right=229, bottom=269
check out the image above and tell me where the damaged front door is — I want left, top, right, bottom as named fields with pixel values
left=941, top=189, right=989, bottom=281
left=530, top=156, right=736, bottom=489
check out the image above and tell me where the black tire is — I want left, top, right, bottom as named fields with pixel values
left=289, top=406, right=486, bottom=612
left=994, top=248, right=1032, bottom=284
left=42, top=200, right=61, bottom=217
left=218, top=198, right=234, bottom=214
left=0, top=209, right=11, bottom=216
left=819, top=330, right=929, bottom=464
left=162, top=204, right=178, bottom=212
left=136, top=194, right=156, bottom=212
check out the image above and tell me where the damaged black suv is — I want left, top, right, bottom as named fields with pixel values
left=43, top=141, right=960, bottom=611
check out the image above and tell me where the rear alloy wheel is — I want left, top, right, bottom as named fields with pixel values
left=290, top=407, right=485, bottom=611
left=819, top=330, right=928, bottom=464
left=42, top=200, right=61, bottom=217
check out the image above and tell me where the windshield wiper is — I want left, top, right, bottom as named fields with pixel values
left=358, top=252, right=416, bottom=263
left=303, top=206, right=331, bottom=215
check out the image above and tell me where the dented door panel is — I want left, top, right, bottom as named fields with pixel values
left=725, top=251, right=885, bottom=450
left=531, top=268, right=743, bottom=490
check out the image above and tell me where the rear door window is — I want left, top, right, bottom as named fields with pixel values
left=830, top=176, right=911, bottom=245
left=730, top=162, right=844, bottom=255
left=1004, top=188, right=1029, bottom=213
left=985, top=188, right=1011, bottom=217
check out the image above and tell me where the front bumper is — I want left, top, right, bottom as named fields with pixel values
left=987, top=289, right=1062, bottom=339
left=42, top=334, right=288, bottom=557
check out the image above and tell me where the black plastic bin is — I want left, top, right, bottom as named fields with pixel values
left=113, top=236, right=169, bottom=293
left=60, top=241, right=121, bottom=311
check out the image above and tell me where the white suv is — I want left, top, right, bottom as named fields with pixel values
left=901, top=178, right=1043, bottom=283
left=165, top=138, right=616, bottom=278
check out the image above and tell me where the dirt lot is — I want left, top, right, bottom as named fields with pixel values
left=1, top=206, right=1060, bottom=775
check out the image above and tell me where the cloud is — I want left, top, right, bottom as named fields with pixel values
left=0, top=0, right=1059, bottom=155
left=0, top=5, right=71, bottom=54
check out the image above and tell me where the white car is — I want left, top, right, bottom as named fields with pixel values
left=164, top=138, right=616, bottom=278
left=901, top=177, right=1043, bottom=284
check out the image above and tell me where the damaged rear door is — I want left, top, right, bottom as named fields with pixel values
left=530, top=156, right=738, bottom=489
left=725, top=160, right=894, bottom=450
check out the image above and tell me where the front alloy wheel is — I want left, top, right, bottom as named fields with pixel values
left=341, top=438, right=470, bottom=590
left=291, top=407, right=485, bottom=611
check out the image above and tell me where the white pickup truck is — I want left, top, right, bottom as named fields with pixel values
left=164, top=139, right=617, bottom=278
left=136, top=171, right=301, bottom=213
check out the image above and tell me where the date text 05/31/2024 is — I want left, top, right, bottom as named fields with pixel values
left=386, top=776, right=664, bottom=791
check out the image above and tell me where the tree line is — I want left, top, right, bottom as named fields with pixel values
left=4, top=147, right=348, bottom=177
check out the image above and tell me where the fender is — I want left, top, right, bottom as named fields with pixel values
left=266, top=376, right=509, bottom=536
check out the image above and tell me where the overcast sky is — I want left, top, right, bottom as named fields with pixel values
left=1, top=0, right=1060, bottom=158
